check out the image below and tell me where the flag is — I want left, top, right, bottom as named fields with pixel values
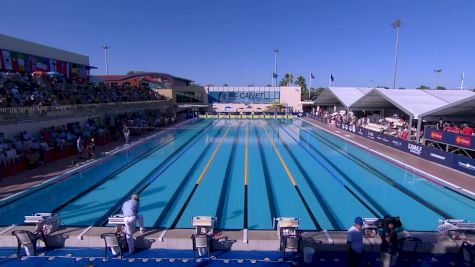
left=17, top=54, right=26, bottom=72
left=49, top=59, right=57, bottom=72
left=2, top=50, right=13, bottom=70
left=0, top=50, right=3, bottom=70
left=273, top=72, right=277, bottom=78
left=36, top=57, right=49, bottom=71
left=28, top=55, right=37, bottom=72
left=330, top=74, right=334, bottom=82
left=310, top=72, right=315, bottom=79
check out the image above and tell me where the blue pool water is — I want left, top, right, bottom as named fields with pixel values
left=0, top=119, right=474, bottom=231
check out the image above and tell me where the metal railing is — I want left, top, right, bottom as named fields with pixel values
left=0, top=100, right=175, bottom=123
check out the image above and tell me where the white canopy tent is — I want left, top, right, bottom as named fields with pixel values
left=350, top=88, right=475, bottom=141
left=419, top=91, right=475, bottom=119
left=313, top=87, right=372, bottom=110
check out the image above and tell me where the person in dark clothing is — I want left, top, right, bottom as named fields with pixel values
left=380, top=219, right=399, bottom=267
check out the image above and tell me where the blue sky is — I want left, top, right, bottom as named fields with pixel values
left=1, top=0, right=474, bottom=89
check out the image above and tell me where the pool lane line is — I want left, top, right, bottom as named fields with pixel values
left=271, top=120, right=384, bottom=218
left=267, top=120, right=344, bottom=230
left=95, top=121, right=217, bottom=226
left=244, top=122, right=249, bottom=229
left=0, top=118, right=203, bottom=207
left=291, top=120, right=453, bottom=219
left=253, top=126, right=278, bottom=224
left=304, top=121, right=475, bottom=201
left=153, top=127, right=226, bottom=228
left=262, top=126, right=322, bottom=231
left=216, top=124, right=241, bottom=229
left=170, top=125, right=232, bottom=229
left=51, top=120, right=214, bottom=217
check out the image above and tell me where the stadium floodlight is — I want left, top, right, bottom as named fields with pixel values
left=101, top=45, right=111, bottom=76
left=273, top=49, right=279, bottom=86
left=434, top=69, right=443, bottom=89
left=391, top=20, right=402, bottom=89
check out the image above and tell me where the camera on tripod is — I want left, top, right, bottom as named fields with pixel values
left=362, top=216, right=402, bottom=238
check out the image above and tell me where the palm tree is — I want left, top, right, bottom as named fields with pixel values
left=295, top=76, right=307, bottom=90
left=279, top=73, right=294, bottom=86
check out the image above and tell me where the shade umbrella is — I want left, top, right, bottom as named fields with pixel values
left=47, top=71, right=64, bottom=78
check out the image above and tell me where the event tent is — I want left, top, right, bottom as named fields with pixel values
left=313, top=87, right=372, bottom=108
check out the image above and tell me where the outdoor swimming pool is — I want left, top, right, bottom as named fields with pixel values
left=0, top=119, right=474, bottom=231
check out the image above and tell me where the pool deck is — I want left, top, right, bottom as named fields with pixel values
left=302, top=117, right=475, bottom=196
left=0, top=225, right=468, bottom=255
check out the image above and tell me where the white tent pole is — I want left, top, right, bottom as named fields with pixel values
left=416, top=118, right=422, bottom=143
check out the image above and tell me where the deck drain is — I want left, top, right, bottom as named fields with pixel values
left=48, top=256, right=55, bottom=260
left=142, top=258, right=149, bottom=262
left=88, top=257, right=96, bottom=261
left=250, top=259, right=257, bottom=263
left=182, top=258, right=189, bottom=263
left=237, top=259, right=244, bottom=263
left=169, top=258, right=175, bottom=262
left=65, top=253, right=72, bottom=257
left=20, top=256, right=28, bottom=261
left=263, top=257, right=270, bottom=262
left=210, top=256, right=217, bottom=260
left=278, top=258, right=284, bottom=262
left=156, top=258, right=162, bottom=262
left=223, top=259, right=230, bottom=263
left=75, top=257, right=83, bottom=261
left=195, top=258, right=202, bottom=263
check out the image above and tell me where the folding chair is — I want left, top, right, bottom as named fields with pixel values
left=101, top=233, right=123, bottom=259
left=192, top=234, right=210, bottom=258
left=11, top=230, right=41, bottom=257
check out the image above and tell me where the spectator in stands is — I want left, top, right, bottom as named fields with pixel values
left=347, top=217, right=364, bottom=267
left=462, top=124, right=474, bottom=136
left=122, top=194, right=145, bottom=255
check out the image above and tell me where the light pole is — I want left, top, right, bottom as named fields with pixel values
left=434, top=69, right=442, bottom=89
left=273, top=48, right=279, bottom=86
left=391, top=20, right=402, bottom=89
left=101, top=45, right=110, bottom=76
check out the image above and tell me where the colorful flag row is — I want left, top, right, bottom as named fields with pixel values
left=0, top=48, right=88, bottom=79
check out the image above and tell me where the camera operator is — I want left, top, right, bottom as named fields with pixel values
left=379, top=217, right=401, bottom=267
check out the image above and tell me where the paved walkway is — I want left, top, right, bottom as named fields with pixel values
left=0, top=130, right=160, bottom=199
left=303, top=117, right=475, bottom=196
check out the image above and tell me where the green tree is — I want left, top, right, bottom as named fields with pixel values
left=279, top=73, right=294, bottom=86
left=417, top=85, right=431, bottom=89
left=436, top=86, right=446, bottom=90
left=309, top=87, right=325, bottom=100
left=376, top=85, right=390, bottom=89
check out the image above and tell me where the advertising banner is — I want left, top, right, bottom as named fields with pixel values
left=425, top=129, right=475, bottom=150
left=452, top=155, right=475, bottom=176
left=422, top=146, right=454, bottom=168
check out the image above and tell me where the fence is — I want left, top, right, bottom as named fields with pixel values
left=0, top=100, right=174, bottom=122
left=307, top=114, right=475, bottom=177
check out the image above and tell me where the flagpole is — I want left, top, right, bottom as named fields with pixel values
left=328, top=74, right=331, bottom=88
left=460, top=72, right=465, bottom=90
left=308, top=72, right=312, bottom=99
